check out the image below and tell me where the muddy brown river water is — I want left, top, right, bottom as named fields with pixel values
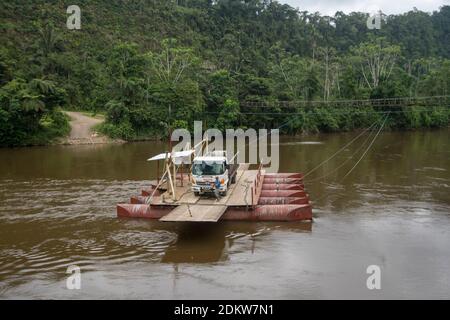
left=0, top=129, right=449, bottom=299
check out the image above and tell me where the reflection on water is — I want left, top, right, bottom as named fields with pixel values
left=0, top=129, right=449, bottom=299
left=161, top=222, right=312, bottom=264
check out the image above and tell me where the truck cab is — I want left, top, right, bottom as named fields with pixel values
left=191, top=151, right=238, bottom=196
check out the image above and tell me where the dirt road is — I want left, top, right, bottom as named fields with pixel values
left=64, top=111, right=117, bottom=145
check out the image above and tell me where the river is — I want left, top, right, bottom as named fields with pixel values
left=0, top=129, right=449, bottom=299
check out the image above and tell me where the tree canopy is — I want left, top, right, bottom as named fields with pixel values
left=0, top=1, right=449, bottom=145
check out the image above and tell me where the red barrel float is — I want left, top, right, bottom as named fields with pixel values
left=263, top=178, right=303, bottom=184
left=130, top=196, right=149, bottom=204
left=259, top=197, right=309, bottom=205
left=141, top=188, right=164, bottom=197
left=261, top=183, right=304, bottom=191
left=117, top=204, right=173, bottom=219
left=222, top=205, right=312, bottom=221
left=260, top=190, right=307, bottom=198
left=264, top=173, right=304, bottom=179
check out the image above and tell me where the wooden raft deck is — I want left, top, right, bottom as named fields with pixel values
left=226, top=169, right=264, bottom=206
left=153, top=164, right=264, bottom=222
left=152, top=164, right=251, bottom=206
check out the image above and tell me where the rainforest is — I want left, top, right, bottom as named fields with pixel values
left=0, top=0, right=449, bottom=146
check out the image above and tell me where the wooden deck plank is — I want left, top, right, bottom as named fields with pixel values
left=159, top=204, right=227, bottom=222
left=237, top=163, right=250, bottom=172
left=226, top=170, right=262, bottom=206
left=150, top=184, right=192, bottom=205
left=177, top=190, right=199, bottom=204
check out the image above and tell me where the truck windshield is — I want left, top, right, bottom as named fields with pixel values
left=192, top=161, right=225, bottom=176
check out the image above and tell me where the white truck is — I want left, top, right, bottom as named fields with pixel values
left=191, top=151, right=238, bottom=196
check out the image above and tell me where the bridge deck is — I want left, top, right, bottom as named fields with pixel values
left=241, top=95, right=450, bottom=108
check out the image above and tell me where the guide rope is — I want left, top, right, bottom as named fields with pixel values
left=311, top=113, right=390, bottom=204
left=303, top=119, right=380, bottom=179
left=340, top=113, right=390, bottom=181
left=304, top=124, right=379, bottom=183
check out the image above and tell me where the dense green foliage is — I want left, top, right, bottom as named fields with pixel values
left=0, top=76, right=70, bottom=146
left=1, top=1, right=449, bottom=144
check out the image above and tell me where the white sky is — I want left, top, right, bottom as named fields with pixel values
left=279, top=0, right=449, bottom=15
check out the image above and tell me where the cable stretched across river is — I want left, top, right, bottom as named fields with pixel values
left=304, top=124, right=379, bottom=183
left=310, top=113, right=390, bottom=204
left=302, top=119, right=381, bottom=179
left=340, top=113, right=390, bottom=181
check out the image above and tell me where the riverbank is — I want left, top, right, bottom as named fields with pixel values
left=97, top=105, right=450, bottom=142
left=1, top=108, right=449, bottom=149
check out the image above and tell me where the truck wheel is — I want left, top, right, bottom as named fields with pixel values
left=194, top=192, right=199, bottom=196
left=231, top=175, right=236, bottom=184
left=221, top=190, right=228, bottom=196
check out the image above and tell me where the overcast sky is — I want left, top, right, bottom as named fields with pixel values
left=279, top=0, right=449, bottom=15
